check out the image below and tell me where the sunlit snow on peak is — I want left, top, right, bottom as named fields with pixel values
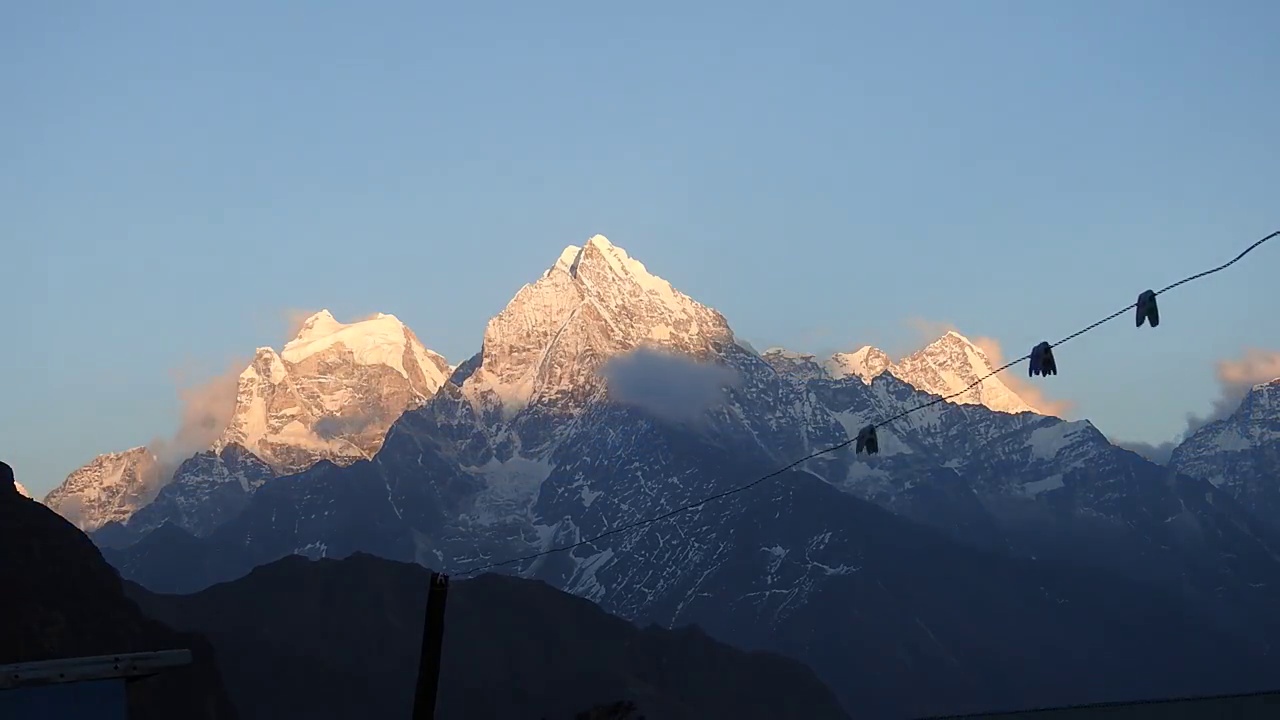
left=281, top=311, right=417, bottom=377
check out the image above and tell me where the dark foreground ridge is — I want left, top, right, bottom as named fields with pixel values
left=0, top=460, right=237, bottom=719
left=128, top=552, right=850, bottom=720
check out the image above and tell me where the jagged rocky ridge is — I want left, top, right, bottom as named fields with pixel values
left=768, top=330, right=1037, bottom=415
left=217, top=310, right=451, bottom=474
left=101, top=236, right=1280, bottom=717
left=43, top=447, right=162, bottom=533
left=1170, top=379, right=1280, bottom=528
left=95, top=444, right=277, bottom=548
left=48, top=311, right=451, bottom=535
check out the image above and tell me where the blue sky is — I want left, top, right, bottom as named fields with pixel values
left=4, top=1, right=1277, bottom=496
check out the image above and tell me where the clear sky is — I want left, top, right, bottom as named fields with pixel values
left=4, top=1, right=1278, bottom=496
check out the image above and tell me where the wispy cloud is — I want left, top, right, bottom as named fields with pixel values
left=1185, top=348, right=1280, bottom=434
left=313, top=413, right=379, bottom=440
left=1110, top=347, right=1280, bottom=463
left=144, top=357, right=247, bottom=485
left=284, top=308, right=323, bottom=339
left=601, top=348, right=742, bottom=425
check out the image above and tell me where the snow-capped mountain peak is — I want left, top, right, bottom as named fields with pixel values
left=826, top=346, right=893, bottom=384
left=549, top=245, right=581, bottom=276
left=42, top=446, right=162, bottom=531
left=47, top=311, right=454, bottom=533
left=216, top=311, right=451, bottom=473
left=887, top=331, right=1035, bottom=413
left=782, top=331, right=1041, bottom=416
left=244, top=346, right=289, bottom=383
left=469, top=235, right=734, bottom=417
left=280, top=310, right=447, bottom=384
left=1167, top=377, right=1280, bottom=530
left=1171, top=378, right=1280, bottom=474
left=762, top=348, right=829, bottom=383
left=550, top=235, right=698, bottom=322
left=290, top=308, right=343, bottom=342
left=817, top=331, right=1039, bottom=416
left=1240, top=378, right=1280, bottom=418
left=574, top=235, right=669, bottom=286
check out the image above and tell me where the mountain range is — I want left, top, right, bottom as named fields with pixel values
left=45, top=310, right=452, bottom=534
left=39, top=234, right=1280, bottom=717
left=767, top=332, right=1037, bottom=415
left=5, top=461, right=840, bottom=720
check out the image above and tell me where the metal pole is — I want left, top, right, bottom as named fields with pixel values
left=412, top=572, right=450, bottom=720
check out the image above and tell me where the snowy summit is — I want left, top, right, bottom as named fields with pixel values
left=216, top=309, right=452, bottom=474
left=44, top=309, right=454, bottom=531
left=821, top=331, right=1039, bottom=416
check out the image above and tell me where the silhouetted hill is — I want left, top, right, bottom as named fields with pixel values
left=0, top=461, right=236, bottom=719
left=128, top=553, right=849, bottom=720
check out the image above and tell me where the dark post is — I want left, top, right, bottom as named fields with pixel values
left=412, top=572, right=450, bottom=720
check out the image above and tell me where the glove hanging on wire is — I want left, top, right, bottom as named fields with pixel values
left=1136, top=289, right=1159, bottom=328
left=1029, top=342, right=1057, bottom=377
left=856, top=424, right=879, bottom=455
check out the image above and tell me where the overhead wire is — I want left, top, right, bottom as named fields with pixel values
left=456, top=229, right=1277, bottom=577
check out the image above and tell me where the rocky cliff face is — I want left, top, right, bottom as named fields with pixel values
left=215, top=310, right=452, bottom=474
left=1170, top=379, right=1280, bottom=527
left=43, top=447, right=161, bottom=532
left=100, top=444, right=278, bottom=542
